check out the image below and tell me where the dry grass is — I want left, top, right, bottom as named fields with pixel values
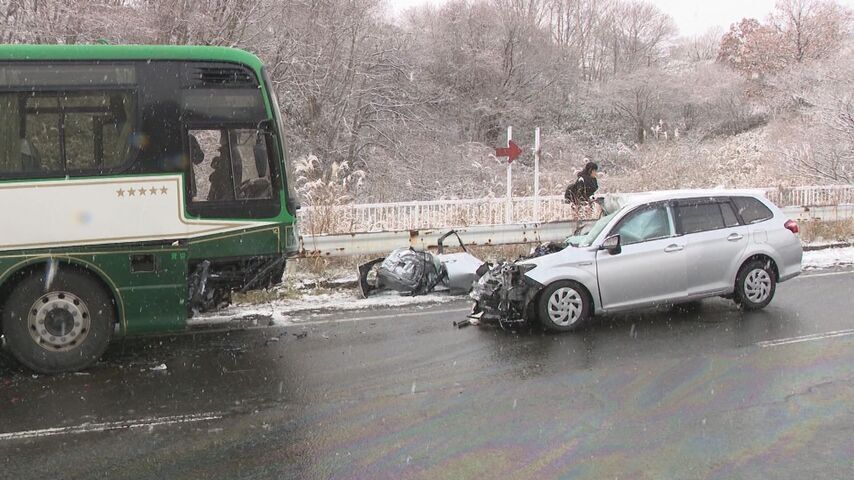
left=231, top=288, right=300, bottom=305
left=798, top=218, right=854, bottom=244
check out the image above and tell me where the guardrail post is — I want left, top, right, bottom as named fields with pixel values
left=534, top=127, right=540, bottom=223
left=506, top=126, right=513, bottom=224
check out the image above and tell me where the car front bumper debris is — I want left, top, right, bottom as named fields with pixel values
left=469, top=262, right=542, bottom=326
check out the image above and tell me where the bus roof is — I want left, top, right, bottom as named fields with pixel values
left=0, top=44, right=264, bottom=71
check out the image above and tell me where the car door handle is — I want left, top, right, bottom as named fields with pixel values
left=664, top=244, right=684, bottom=253
left=727, top=233, right=744, bottom=241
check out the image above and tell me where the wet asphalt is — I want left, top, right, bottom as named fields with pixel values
left=1, top=270, right=853, bottom=479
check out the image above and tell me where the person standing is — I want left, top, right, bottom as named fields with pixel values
left=564, top=161, right=599, bottom=204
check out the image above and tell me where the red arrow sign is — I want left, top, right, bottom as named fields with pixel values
left=495, top=140, right=522, bottom=164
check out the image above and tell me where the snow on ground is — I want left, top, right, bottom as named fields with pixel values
left=189, top=289, right=463, bottom=327
left=802, top=246, right=854, bottom=270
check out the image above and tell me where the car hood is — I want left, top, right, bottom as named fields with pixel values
left=518, top=245, right=595, bottom=268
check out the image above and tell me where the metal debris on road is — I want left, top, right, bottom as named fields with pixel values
left=358, top=230, right=488, bottom=298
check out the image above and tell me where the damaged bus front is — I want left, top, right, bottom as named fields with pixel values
left=0, top=45, right=298, bottom=373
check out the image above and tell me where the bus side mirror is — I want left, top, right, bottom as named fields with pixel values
left=601, top=234, right=621, bottom=255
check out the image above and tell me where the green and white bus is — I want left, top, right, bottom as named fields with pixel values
left=0, top=45, right=298, bottom=373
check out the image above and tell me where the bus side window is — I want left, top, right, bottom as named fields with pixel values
left=0, top=90, right=135, bottom=176
left=187, top=128, right=272, bottom=203
left=63, top=92, right=136, bottom=171
left=229, top=129, right=273, bottom=200
left=23, top=94, right=61, bottom=173
left=189, top=129, right=232, bottom=202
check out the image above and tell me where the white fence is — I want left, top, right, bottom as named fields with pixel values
left=762, top=185, right=854, bottom=208
left=298, top=185, right=854, bottom=235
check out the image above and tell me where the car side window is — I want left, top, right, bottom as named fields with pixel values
left=720, top=201, right=740, bottom=227
left=611, top=205, right=672, bottom=245
left=676, top=201, right=732, bottom=234
left=732, top=196, right=773, bottom=224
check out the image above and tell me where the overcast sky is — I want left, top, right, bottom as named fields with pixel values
left=387, top=0, right=854, bottom=37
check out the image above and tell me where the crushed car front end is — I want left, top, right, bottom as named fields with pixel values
left=469, top=261, right=543, bottom=325
left=468, top=206, right=620, bottom=326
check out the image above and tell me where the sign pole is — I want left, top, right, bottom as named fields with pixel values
left=506, top=126, right=513, bottom=224
left=534, top=127, right=540, bottom=223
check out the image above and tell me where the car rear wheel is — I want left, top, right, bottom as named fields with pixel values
left=734, top=260, right=776, bottom=311
left=2, top=268, right=115, bottom=374
left=537, top=280, right=591, bottom=331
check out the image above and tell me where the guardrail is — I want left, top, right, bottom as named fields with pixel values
left=297, top=221, right=579, bottom=257
left=295, top=205, right=853, bottom=257
left=298, top=185, right=854, bottom=235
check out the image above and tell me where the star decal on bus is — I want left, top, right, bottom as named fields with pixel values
left=117, top=186, right=169, bottom=198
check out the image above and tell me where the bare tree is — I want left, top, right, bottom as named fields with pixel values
left=2, top=0, right=850, bottom=201
left=671, top=28, right=723, bottom=63
left=769, top=49, right=854, bottom=183
left=609, top=0, right=677, bottom=74
left=720, top=2, right=852, bottom=76
left=770, top=0, right=852, bottom=64
left=608, top=68, right=667, bottom=144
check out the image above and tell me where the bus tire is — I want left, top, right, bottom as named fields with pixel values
left=2, top=268, right=114, bottom=374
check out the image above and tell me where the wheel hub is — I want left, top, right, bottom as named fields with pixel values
left=744, top=269, right=772, bottom=303
left=547, top=287, right=583, bottom=326
left=27, top=291, right=91, bottom=351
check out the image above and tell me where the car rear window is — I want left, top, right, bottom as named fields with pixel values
left=732, top=196, right=773, bottom=224
left=676, top=202, right=726, bottom=234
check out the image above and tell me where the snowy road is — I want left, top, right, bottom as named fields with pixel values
left=1, top=269, right=853, bottom=479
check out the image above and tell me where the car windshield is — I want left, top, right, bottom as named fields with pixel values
left=577, top=209, right=621, bottom=247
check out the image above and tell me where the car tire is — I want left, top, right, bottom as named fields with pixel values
left=537, top=280, right=591, bottom=332
left=734, top=259, right=776, bottom=311
left=2, top=267, right=115, bottom=374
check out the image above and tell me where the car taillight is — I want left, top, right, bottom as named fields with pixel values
left=784, top=219, right=799, bottom=234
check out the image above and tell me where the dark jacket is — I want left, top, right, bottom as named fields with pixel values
left=564, top=173, right=598, bottom=204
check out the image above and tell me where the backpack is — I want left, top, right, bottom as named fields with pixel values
left=564, top=177, right=584, bottom=202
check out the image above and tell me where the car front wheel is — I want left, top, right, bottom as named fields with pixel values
left=734, top=260, right=776, bottom=311
left=537, top=280, right=592, bottom=331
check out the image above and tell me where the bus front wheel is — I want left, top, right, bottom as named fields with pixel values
left=2, top=268, right=114, bottom=374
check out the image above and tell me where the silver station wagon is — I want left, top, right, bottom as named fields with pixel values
left=470, top=190, right=803, bottom=330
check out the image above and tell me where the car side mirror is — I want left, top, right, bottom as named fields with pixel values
left=601, top=234, right=621, bottom=255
